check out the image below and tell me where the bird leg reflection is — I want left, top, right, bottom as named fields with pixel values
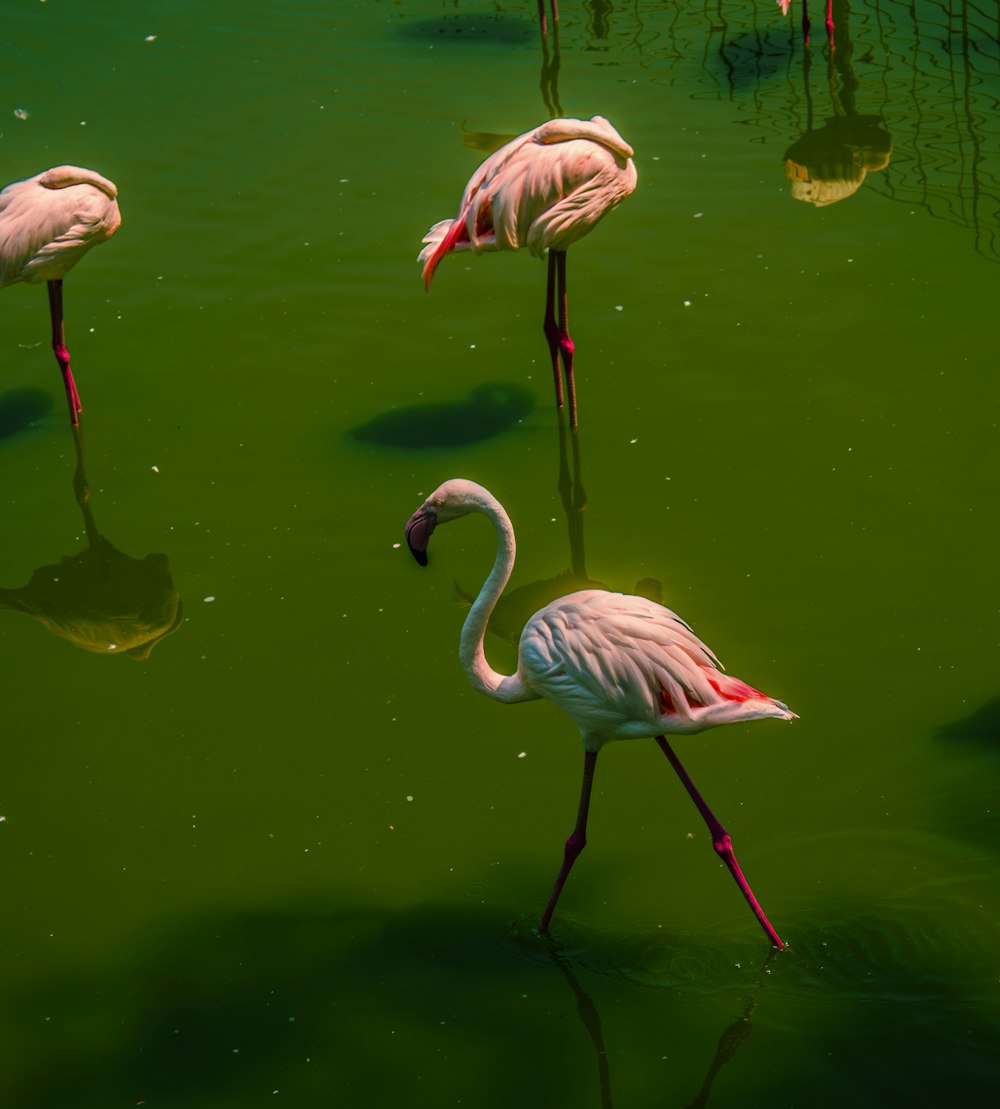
left=538, top=15, right=563, bottom=117
left=549, top=949, right=615, bottom=1109
left=46, top=278, right=82, bottom=424
left=543, top=249, right=578, bottom=429
left=540, top=748, right=598, bottom=934
left=684, top=998, right=757, bottom=1109
left=655, top=737, right=785, bottom=949
left=537, top=0, right=559, bottom=38
left=556, top=405, right=588, bottom=576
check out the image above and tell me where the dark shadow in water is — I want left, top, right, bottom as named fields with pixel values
left=0, top=899, right=779, bottom=1109
left=934, top=695, right=1000, bottom=746
left=0, top=424, right=183, bottom=658
left=3, top=891, right=999, bottom=1106
left=347, top=381, right=534, bottom=449
left=397, top=12, right=535, bottom=48
left=0, top=386, right=53, bottom=438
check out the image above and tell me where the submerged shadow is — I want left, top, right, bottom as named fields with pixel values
left=347, top=381, right=534, bottom=450
left=0, top=897, right=784, bottom=1109
left=0, top=424, right=183, bottom=658
left=397, top=12, right=535, bottom=48
left=0, top=386, right=53, bottom=438
left=934, top=695, right=1000, bottom=747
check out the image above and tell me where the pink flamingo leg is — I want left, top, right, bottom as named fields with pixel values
left=542, top=250, right=578, bottom=429
left=47, top=279, right=82, bottom=425
left=826, top=0, right=835, bottom=48
left=540, top=749, right=598, bottom=934
left=655, top=737, right=785, bottom=949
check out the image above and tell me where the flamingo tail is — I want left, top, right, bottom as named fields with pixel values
left=419, top=218, right=469, bottom=290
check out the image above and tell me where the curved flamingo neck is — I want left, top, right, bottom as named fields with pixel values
left=459, top=494, right=534, bottom=704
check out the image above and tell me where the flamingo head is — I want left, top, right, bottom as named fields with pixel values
left=405, top=479, right=492, bottom=565
left=405, top=504, right=437, bottom=566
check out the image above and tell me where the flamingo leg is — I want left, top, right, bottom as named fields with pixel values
left=542, top=249, right=578, bottom=429
left=47, top=279, right=82, bottom=425
left=655, top=737, right=785, bottom=949
left=540, top=748, right=598, bottom=934
left=826, top=0, right=835, bottom=48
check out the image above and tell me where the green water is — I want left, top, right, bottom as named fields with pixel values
left=1, top=0, right=997, bottom=1105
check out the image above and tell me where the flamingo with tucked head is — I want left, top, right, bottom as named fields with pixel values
left=405, top=479, right=796, bottom=944
left=0, top=166, right=121, bottom=425
left=419, top=116, right=636, bottom=430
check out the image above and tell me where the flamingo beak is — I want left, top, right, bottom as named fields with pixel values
left=405, top=505, right=437, bottom=566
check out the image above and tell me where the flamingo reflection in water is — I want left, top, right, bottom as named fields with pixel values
left=419, top=116, right=637, bottom=430
left=537, top=1, right=559, bottom=37
left=782, top=8, right=891, bottom=206
left=0, top=425, right=182, bottom=659
left=405, top=479, right=795, bottom=944
left=0, top=166, right=121, bottom=425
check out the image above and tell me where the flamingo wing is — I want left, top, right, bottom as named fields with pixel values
left=518, top=590, right=793, bottom=745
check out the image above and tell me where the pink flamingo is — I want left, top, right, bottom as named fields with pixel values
left=405, top=479, right=796, bottom=945
left=418, top=116, right=637, bottom=431
left=0, top=166, right=121, bottom=425
left=779, top=0, right=835, bottom=49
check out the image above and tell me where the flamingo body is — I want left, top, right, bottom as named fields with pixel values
left=0, top=165, right=121, bottom=423
left=519, top=589, right=793, bottom=748
left=418, top=117, right=636, bottom=428
left=0, top=166, right=120, bottom=287
left=406, top=479, right=795, bottom=943
left=419, top=116, right=635, bottom=287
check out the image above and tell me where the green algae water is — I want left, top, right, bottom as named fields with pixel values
left=1, top=1, right=998, bottom=1105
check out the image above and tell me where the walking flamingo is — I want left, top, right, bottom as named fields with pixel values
left=0, top=166, right=121, bottom=425
left=405, top=479, right=796, bottom=945
left=418, top=116, right=637, bottom=430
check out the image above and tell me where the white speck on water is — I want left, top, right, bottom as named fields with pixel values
left=203, top=596, right=216, bottom=603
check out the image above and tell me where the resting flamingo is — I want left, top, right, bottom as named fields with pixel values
left=0, top=166, right=121, bottom=425
left=419, top=116, right=637, bottom=430
left=405, top=479, right=796, bottom=945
